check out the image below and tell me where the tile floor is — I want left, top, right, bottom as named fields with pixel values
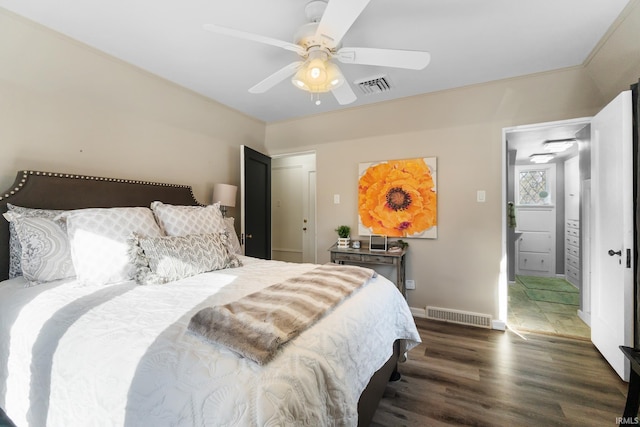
left=507, top=279, right=590, bottom=339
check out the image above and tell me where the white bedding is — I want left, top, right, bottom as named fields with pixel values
left=0, top=256, right=420, bottom=427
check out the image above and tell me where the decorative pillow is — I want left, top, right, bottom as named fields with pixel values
left=2, top=213, right=75, bottom=286
left=150, top=201, right=226, bottom=237
left=223, top=217, right=242, bottom=255
left=60, top=207, right=163, bottom=285
left=5, top=204, right=67, bottom=279
left=129, top=232, right=241, bottom=285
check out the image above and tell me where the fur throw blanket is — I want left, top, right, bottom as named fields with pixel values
left=188, top=263, right=376, bottom=365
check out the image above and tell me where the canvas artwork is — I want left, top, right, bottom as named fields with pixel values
left=358, top=157, right=437, bottom=239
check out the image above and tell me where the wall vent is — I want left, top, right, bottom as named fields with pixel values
left=355, top=75, right=392, bottom=95
left=426, top=306, right=492, bottom=329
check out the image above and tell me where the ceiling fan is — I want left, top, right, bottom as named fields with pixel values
left=203, top=0, right=431, bottom=105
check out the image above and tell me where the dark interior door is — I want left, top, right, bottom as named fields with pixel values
left=241, top=146, right=271, bottom=259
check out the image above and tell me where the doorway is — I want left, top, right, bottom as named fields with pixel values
left=271, top=152, right=317, bottom=264
left=503, top=118, right=591, bottom=338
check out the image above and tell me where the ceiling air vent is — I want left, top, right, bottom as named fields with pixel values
left=355, top=75, right=392, bottom=95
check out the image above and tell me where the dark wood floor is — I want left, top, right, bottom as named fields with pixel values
left=371, top=317, right=628, bottom=426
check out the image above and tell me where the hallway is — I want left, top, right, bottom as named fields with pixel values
left=507, top=275, right=590, bottom=339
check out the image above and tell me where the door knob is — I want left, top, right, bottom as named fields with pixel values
left=246, top=234, right=253, bottom=239
left=608, top=249, right=622, bottom=256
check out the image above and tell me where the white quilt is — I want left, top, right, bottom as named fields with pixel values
left=0, top=256, right=420, bottom=427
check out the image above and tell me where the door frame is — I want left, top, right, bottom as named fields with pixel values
left=271, top=150, right=317, bottom=264
left=500, top=117, right=591, bottom=327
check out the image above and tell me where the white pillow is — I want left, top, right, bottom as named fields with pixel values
left=150, top=201, right=226, bottom=237
left=223, top=217, right=242, bottom=254
left=60, top=207, right=163, bottom=285
left=2, top=213, right=75, bottom=286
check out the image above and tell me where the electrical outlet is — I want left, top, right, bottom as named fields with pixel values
left=405, top=279, right=415, bottom=290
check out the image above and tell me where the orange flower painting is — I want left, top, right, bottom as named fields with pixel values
left=358, top=157, right=437, bottom=238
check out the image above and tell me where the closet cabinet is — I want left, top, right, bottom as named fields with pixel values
left=516, top=207, right=555, bottom=276
left=564, top=156, right=580, bottom=287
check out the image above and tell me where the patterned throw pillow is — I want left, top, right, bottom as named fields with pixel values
left=150, top=201, right=226, bottom=237
left=2, top=213, right=75, bottom=286
left=129, top=233, right=241, bottom=285
left=5, top=204, right=67, bottom=279
left=223, top=217, right=242, bottom=255
left=61, top=207, right=163, bottom=285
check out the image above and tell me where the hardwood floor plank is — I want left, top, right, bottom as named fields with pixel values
left=371, top=318, right=628, bottom=426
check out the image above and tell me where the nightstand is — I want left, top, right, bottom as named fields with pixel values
left=329, top=244, right=407, bottom=297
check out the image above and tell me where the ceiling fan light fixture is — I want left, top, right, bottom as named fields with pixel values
left=306, top=57, right=327, bottom=83
left=291, top=51, right=345, bottom=94
left=326, top=62, right=344, bottom=88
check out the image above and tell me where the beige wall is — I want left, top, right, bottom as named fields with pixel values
left=265, top=0, right=640, bottom=320
left=0, top=8, right=265, bottom=216
left=584, top=0, right=640, bottom=104
left=1, top=0, right=638, bottom=323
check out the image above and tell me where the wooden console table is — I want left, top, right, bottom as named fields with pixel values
left=329, top=244, right=407, bottom=297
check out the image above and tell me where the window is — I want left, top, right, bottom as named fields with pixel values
left=515, top=164, right=556, bottom=206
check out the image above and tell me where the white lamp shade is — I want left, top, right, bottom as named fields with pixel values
left=212, top=183, right=237, bottom=207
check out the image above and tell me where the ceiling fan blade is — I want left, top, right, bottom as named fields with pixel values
left=249, top=61, right=304, bottom=94
left=331, top=82, right=357, bottom=105
left=336, top=47, right=431, bottom=70
left=315, top=0, right=371, bottom=48
left=203, top=24, right=306, bottom=55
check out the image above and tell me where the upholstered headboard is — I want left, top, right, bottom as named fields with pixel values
left=0, top=170, right=201, bottom=281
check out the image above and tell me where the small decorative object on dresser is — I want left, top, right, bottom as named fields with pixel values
left=335, top=225, right=351, bottom=249
left=369, top=234, right=387, bottom=251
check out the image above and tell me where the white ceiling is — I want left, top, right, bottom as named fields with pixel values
left=0, top=0, right=630, bottom=123
left=506, top=120, right=589, bottom=164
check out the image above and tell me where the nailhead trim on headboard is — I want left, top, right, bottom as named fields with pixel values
left=0, top=170, right=197, bottom=202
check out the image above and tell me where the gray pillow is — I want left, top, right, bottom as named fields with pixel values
left=5, top=204, right=67, bottom=279
left=129, top=232, right=241, bottom=286
left=3, top=213, right=75, bottom=285
left=150, top=201, right=226, bottom=237
left=223, top=217, right=242, bottom=254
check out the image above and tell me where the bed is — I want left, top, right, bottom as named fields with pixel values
left=0, top=170, right=420, bottom=426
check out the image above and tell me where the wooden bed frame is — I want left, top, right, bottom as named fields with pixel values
left=0, top=169, right=397, bottom=426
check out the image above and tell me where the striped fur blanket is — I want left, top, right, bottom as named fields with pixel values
left=187, top=263, right=377, bottom=365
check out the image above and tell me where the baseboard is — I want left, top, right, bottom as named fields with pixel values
left=412, top=306, right=505, bottom=331
left=577, top=309, right=591, bottom=327
left=410, top=306, right=427, bottom=318
left=492, top=319, right=506, bottom=331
